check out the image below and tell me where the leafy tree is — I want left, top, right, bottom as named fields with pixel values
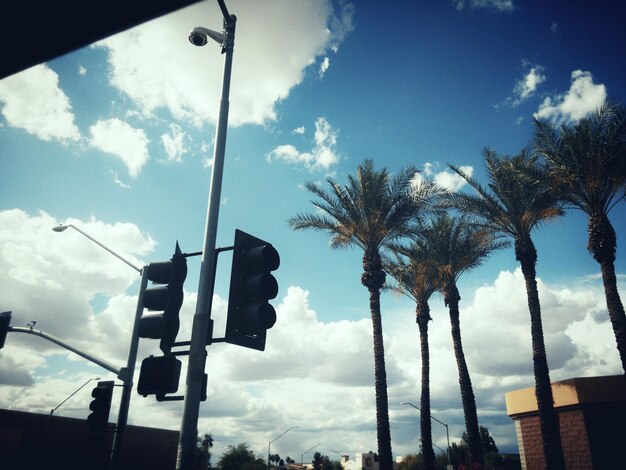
left=533, top=99, right=626, bottom=372
left=218, top=443, right=266, bottom=470
left=397, top=453, right=423, bottom=470
left=385, top=233, right=439, bottom=470
left=289, top=159, right=438, bottom=469
left=312, top=451, right=323, bottom=470
left=461, top=426, right=498, bottom=454
left=447, top=149, right=566, bottom=469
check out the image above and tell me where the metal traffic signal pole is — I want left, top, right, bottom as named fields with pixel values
left=177, top=1, right=236, bottom=469
left=110, top=266, right=149, bottom=469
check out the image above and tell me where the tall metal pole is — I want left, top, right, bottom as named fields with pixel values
left=177, top=3, right=236, bottom=469
left=111, top=266, right=149, bottom=469
left=52, top=223, right=144, bottom=470
left=268, top=426, right=298, bottom=469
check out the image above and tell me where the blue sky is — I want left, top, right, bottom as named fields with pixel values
left=1, top=0, right=625, bottom=463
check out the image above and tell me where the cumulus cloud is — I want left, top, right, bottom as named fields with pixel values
left=533, top=70, right=607, bottom=124
left=89, top=118, right=150, bottom=177
left=266, top=117, right=340, bottom=171
left=412, top=162, right=473, bottom=192
left=1, top=209, right=621, bottom=460
left=0, top=64, right=80, bottom=142
left=95, top=0, right=352, bottom=127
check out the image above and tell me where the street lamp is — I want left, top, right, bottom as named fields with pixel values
left=401, top=401, right=451, bottom=468
left=53, top=224, right=142, bottom=273
left=301, top=443, right=321, bottom=466
left=53, top=223, right=146, bottom=469
left=50, top=376, right=101, bottom=416
left=178, top=1, right=236, bottom=469
left=268, top=425, right=297, bottom=469
left=43, top=377, right=100, bottom=468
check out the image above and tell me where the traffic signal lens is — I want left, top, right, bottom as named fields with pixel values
left=244, top=273, right=278, bottom=299
left=241, top=303, right=277, bottom=331
left=143, top=285, right=169, bottom=311
left=244, top=245, right=280, bottom=271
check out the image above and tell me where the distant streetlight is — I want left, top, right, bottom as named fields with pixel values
left=50, top=376, right=100, bottom=416
left=402, top=401, right=451, bottom=468
left=53, top=224, right=142, bottom=273
left=44, top=376, right=100, bottom=467
left=53, top=222, right=146, bottom=469
left=268, top=425, right=297, bottom=469
left=301, top=443, right=321, bottom=466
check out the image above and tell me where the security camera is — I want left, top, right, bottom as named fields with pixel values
left=189, top=27, right=210, bottom=47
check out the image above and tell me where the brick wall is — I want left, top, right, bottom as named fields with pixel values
left=514, top=407, right=620, bottom=470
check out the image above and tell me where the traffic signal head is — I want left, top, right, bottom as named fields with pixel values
left=225, top=229, right=280, bottom=351
left=138, top=242, right=187, bottom=354
left=87, top=380, right=114, bottom=435
left=137, top=355, right=182, bottom=398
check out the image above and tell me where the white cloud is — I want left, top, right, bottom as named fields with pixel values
left=95, top=0, right=352, bottom=127
left=292, top=126, right=305, bottom=135
left=161, top=123, right=187, bottom=163
left=266, top=117, right=340, bottom=171
left=1, top=210, right=621, bottom=461
left=453, top=0, right=514, bottom=12
left=513, top=64, right=545, bottom=103
left=319, top=57, right=330, bottom=78
left=550, top=22, right=558, bottom=34
left=533, top=70, right=607, bottom=124
left=0, top=64, right=80, bottom=142
left=89, top=118, right=150, bottom=177
left=413, top=162, right=473, bottom=192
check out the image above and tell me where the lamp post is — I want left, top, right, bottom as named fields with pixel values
left=41, top=376, right=100, bottom=470
left=301, top=443, right=321, bottom=466
left=50, top=376, right=101, bottom=416
left=401, top=401, right=451, bottom=468
left=53, top=223, right=146, bottom=469
left=53, top=224, right=142, bottom=273
left=268, top=426, right=297, bottom=469
left=178, top=1, right=236, bottom=469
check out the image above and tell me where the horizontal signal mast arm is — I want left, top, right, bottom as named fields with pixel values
left=9, top=326, right=123, bottom=378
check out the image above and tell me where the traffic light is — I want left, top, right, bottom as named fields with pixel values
left=137, top=355, right=182, bottom=398
left=0, top=311, right=11, bottom=349
left=87, top=380, right=114, bottom=434
left=225, top=229, right=280, bottom=351
left=138, top=242, right=188, bottom=354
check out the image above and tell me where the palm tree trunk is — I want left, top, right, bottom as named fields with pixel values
left=417, top=302, right=436, bottom=470
left=588, top=213, right=626, bottom=373
left=362, top=250, right=393, bottom=470
left=445, top=284, right=484, bottom=467
left=515, top=236, right=565, bottom=470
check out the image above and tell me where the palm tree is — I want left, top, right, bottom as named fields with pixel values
left=533, top=99, right=626, bottom=373
left=446, top=148, right=566, bottom=470
left=384, top=242, right=438, bottom=470
left=289, top=159, right=437, bottom=470
left=402, top=213, right=507, bottom=467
